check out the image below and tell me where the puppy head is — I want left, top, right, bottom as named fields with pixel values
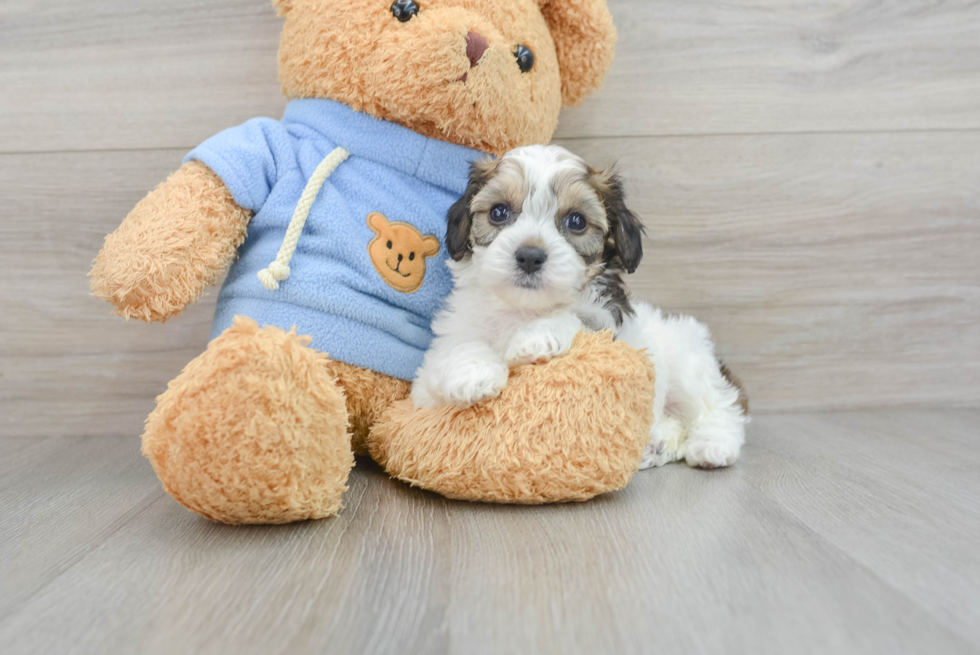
left=447, top=144, right=644, bottom=309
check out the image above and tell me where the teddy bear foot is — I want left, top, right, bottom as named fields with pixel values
left=142, top=316, right=354, bottom=524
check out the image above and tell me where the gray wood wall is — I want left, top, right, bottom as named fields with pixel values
left=2, top=0, right=978, bottom=439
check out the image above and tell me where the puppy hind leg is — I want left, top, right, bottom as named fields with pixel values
left=627, top=304, right=746, bottom=469
left=678, top=365, right=747, bottom=469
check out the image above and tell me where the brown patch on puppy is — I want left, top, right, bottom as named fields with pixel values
left=448, top=157, right=535, bottom=260
left=551, top=166, right=609, bottom=270
left=469, top=158, right=530, bottom=246
left=589, top=168, right=645, bottom=274
left=552, top=167, right=608, bottom=231
left=594, top=268, right=633, bottom=328
left=446, top=157, right=498, bottom=261
left=575, top=165, right=646, bottom=327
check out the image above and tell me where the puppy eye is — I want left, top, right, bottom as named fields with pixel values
left=564, top=213, right=587, bottom=233
left=515, top=45, right=534, bottom=73
left=386, top=240, right=393, bottom=249
left=489, top=204, right=512, bottom=226
left=391, top=0, right=419, bottom=22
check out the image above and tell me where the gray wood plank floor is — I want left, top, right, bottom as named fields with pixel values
left=1, top=411, right=978, bottom=655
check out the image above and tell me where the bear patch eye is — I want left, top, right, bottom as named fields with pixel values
left=564, top=212, right=587, bottom=233
left=386, top=240, right=393, bottom=249
left=489, top=204, right=512, bottom=226
left=515, top=45, right=534, bottom=73
left=391, top=0, right=419, bottom=22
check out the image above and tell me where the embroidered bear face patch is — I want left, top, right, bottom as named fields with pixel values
left=367, top=212, right=441, bottom=294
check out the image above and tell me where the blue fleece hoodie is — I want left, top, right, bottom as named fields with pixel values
left=185, top=99, right=485, bottom=381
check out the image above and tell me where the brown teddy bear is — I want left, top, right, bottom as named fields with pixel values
left=90, top=0, right=655, bottom=524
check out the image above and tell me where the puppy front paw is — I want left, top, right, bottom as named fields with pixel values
left=505, top=328, right=575, bottom=367
left=441, top=358, right=509, bottom=408
left=639, top=417, right=685, bottom=470
left=410, top=380, right=439, bottom=410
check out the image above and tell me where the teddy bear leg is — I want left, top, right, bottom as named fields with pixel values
left=142, top=316, right=353, bottom=524
left=323, top=360, right=411, bottom=455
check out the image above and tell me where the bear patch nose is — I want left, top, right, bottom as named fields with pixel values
left=466, top=31, right=489, bottom=68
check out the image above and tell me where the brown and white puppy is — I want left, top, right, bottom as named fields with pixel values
left=413, top=145, right=747, bottom=469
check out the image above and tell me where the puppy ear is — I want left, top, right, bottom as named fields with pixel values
left=593, top=169, right=645, bottom=274
left=539, top=0, right=617, bottom=107
left=447, top=158, right=496, bottom=261
left=271, top=0, right=292, bottom=17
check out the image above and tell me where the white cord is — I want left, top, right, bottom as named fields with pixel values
left=258, top=146, right=350, bottom=291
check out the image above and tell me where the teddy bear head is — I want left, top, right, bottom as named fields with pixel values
left=272, top=0, right=616, bottom=156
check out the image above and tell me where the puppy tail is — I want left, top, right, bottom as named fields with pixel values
left=719, top=361, right=750, bottom=416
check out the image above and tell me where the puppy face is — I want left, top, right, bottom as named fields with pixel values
left=447, top=145, right=644, bottom=310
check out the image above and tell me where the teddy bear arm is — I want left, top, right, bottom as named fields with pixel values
left=89, top=161, right=252, bottom=323
left=370, top=331, right=656, bottom=504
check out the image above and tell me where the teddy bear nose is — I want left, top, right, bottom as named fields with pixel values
left=466, top=31, right=489, bottom=68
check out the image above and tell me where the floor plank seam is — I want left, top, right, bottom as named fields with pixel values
left=0, top=490, right=168, bottom=629
left=743, top=445, right=980, bottom=649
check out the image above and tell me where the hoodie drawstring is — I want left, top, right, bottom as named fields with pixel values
left=258, top=146, right=350, bottom=291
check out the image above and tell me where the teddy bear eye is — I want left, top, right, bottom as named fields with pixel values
left=391, top=0, right=419, bottom=23
left=489, top=204, right=512, bottom=226
left=386, top=240, right=393, bottom=249
left=515, top=45, right=534, bottom=73
left=409, top=252, right=416, bottom=261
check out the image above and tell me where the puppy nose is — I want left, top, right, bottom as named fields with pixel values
left=515, top=245, right=547, bottom=274
left=466, top=31, right=489, bottom=68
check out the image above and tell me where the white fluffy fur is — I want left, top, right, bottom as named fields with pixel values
left=618, top=303, right=747, bottom=469
left=413, top=145, right=747, bottom=469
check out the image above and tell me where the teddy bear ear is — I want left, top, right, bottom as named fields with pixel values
left=367, top=212, right=389, bottom=234
left=271, top=0, right=292, bottom=17
left=421, top=235, right=442, bottom=258
left=538, top=0, right=618, bottom=107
